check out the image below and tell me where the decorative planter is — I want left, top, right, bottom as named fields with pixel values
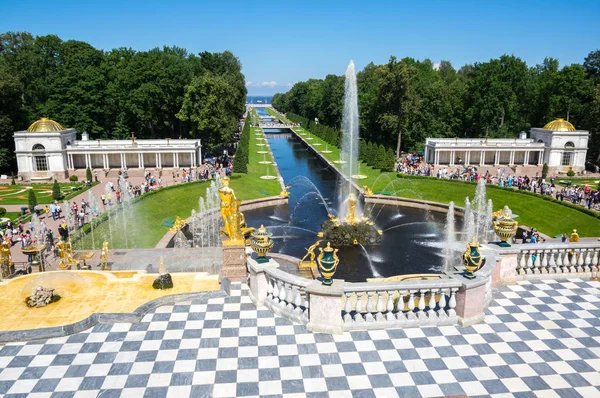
left=463, top=238, right=483, bottom=279
left=317, top=242, right=339, bottom=286
left=493, top=211, right=518, bottom=247
left=250, top=225, right=274, bottom=263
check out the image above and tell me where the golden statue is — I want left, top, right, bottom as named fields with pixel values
left=280, top=185, right=290, bottom=198
left=100, top=241, right=110, bottom=271
left=363, top=186, right=374, bottom=196
left=57, top=238, right=78, bottom=270
left=569, top=229, right=580, bottom=243
left=0, top=239, right=14, bottom=278
left=345, top=193, right=358, bottom=225
left=300, top=240, right=322, bottom=267
left=169, top=216, right=186, bottom=233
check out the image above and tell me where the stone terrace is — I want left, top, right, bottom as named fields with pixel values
left=0, top=279, right=599, bottom=397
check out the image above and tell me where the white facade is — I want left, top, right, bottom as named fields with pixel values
left=424, top=119, right=589, bottom=174
left=14, top=120, right=202, bottom=180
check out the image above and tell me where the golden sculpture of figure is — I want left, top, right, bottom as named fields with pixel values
left=280, top=185, right=290, bottom=198
left=100, top=241, right=110, bottom=271
left=569, top=229, right=580, bottom=243
left=229, top=199, right=245, bottom=242
left=57, top=238, right=78, bottom=270
left=300, top=240, right=322, bottom=267
left=169, top=216, right=186, bottom=233
left=219, top=176, right=238, bottom=239
left=345, top=193, right=358, bottom=225
left=363, top=186, right=374, bottom=196
left=0, top=239, right=14, bottom=278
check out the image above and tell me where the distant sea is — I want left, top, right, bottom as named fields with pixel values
left=246, top=95, right=273, bottom=104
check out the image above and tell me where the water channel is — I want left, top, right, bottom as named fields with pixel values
left=244, top=130, right=453, bottom=282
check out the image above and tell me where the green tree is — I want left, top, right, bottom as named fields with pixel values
left=28, top=189, right=37, bottom=212
left=52, top=179, right=61, bottom=201
left=86, top=167, right=93, bottom=182
left=375, top=144, right=387, bottom=169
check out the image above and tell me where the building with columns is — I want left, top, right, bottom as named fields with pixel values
left=424, top=118, right=589, bottom=174
left=14, top=118, right=202, bottom=180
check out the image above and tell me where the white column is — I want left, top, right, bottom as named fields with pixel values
left=509, top=151, right=515, bottom=166
left=175, top=153, right=179, bottom=168
left=172, top=153, right=176, bottom=168
left=139, top=153, right=144, bottom=168
left=480, top=151, right=485, bottom=166
left=191, top=152, right=195, bottom=167
left=449, top=151, right=455, bottom=166
left=465, top=151, right=471, bottom=166
left=434, top=150, right=439, bottom=165
left=158, top=153, right=162, bottom=168
left=84, top=154, right=90, bottom=169
left=537, top=151, right=543, bottom=166
left=524, top=151, right=529, bottom=166
left=121, top=153, right=125, bottom=170
left=155, top=153, right=159, bottom=169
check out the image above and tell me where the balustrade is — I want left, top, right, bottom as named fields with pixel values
left=341, top=280, right=461, bottom=331
left=264, top=268, right=309, bottom=324
left=516, top=245, right=599, bottom=276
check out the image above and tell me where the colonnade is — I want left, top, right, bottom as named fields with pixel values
left=426, top=149, right=544, bottom=167
left=66, top=151, right=198, bottom=170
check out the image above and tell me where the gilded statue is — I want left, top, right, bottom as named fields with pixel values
left=363, top=186, right=374, bottom=196
left=169, top=216, right=186, bottom=233
left=100, top=241, right=110, bottom=271
left=218, top=176, right=254, bottom=243
left=569, top=229, right=580, bottom=243
left=57, top=238, right=78, bottom=270
left=0, top=239, right=14, bottom=278
left=300, top=240, right=322, bottom=267
left=345, top=193, right=358, bottom=225
left=280, top=185, right=290, bottom=198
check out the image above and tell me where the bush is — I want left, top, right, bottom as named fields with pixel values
left=566, top=169, right=575, bottom=177
left=0, top=207, right=6, bottom=217
left=28, top=189, right=38, bottom=212
left=69, top=175, right=78, bottom=182
left=233, top=117, right=250, bottom=174
left=542, top=163, right=548, bottom=179
left=10, top=174, right=15, bottom=185
left=52, top=179, right=62, bottom=201
left=86, top=167, right=93, bottom=182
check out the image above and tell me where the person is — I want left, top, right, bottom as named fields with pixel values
left=58, top=224, right=68, bottom=241
left=94, top=171, right=98, bottom=182
left=101, top=193, right=106, bottom=206
left=561, top=233, right=568, bottom=243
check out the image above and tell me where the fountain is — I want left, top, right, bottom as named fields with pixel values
left=339, top=60, right=360, bottom=192
left=321, top=142, right=332, bottom=154
left=258, top=153, right=272, bottom=165
left=443, top=202, right=457, bottom=273
left=260, top=165, right=277, bottom=180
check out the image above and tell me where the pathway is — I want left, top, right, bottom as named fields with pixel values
left=0, top=278, right=598, bottom=397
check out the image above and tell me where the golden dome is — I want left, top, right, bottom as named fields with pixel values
left=543, top=118, right=576, bottom=132
left=27, top=118, right=65, bottom=132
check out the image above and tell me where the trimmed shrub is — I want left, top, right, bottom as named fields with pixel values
left=69, top=175, right=78, bottom=182
left=542, top=163, right=548, bottom=179
left=10, top=174, right=15, bottom=185
left=0, top=207, right=6, bottom=217
left=566, top=169, right=575, bottom=177
left=86, top=167, right=93, bottom=182
left=28, top=189, right=38, bottom=212
left=52, top=179, right=62, bottom=201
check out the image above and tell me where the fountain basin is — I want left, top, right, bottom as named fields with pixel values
left=260, top=176, right=277, bottom=180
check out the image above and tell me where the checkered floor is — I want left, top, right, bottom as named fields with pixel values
left=0, top=279, right=599, bottom=398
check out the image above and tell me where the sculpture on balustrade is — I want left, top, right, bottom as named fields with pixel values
left=463, top=237, right=483, bottom=279
left=300, top=240, right=322, bottom=268
left=279, top=185, right=290, bottom=198
left=363, top=186, right=374, bottom=196
left=317, top=242, right=339, bottom=286
left=569, top=229, right=580, bottom=242
left=57, top=239, right=78, bottom=270
left=0, top=239, right=15, bottom=278
left=218, top=176, right=254, bottom=243
left=492, top=208, right=518, bottom=247
left=99, top=241, right=110, bottom=271
left=250, top=225, right=274, bottom=263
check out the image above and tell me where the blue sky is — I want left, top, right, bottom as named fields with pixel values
left=2, top=0, right=599, bottom=95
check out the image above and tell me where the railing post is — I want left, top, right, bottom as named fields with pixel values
left=455, top=279, right=486, bottom=327
left=306, top=279, right=345, bottom=334
left=497, top=252, right=518, bottom=284
left=247, top=257, right=279, bottom=307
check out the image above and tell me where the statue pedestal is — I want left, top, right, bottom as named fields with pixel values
left=221, top=240, right=247, bottom=282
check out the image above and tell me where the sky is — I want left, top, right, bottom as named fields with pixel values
left=1, top=0, right=599, bottom=95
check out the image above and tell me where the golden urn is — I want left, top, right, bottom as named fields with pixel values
left=317, top=242, right=339, bottom=286
left=463, top=237, right=483, bottom=279
left=250, top=225, right=274, bottom=263
left=493, top=210, right=518, bottom=247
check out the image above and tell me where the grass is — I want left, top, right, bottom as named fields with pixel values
left=0, top=183, right=95, bottom=205
left=554, top=177, right=600, bottom=188
left=269, top=108, right=600, bottom=238
left=74, top=111, right=282, bottom=249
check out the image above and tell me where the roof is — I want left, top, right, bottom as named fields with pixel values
left=542, top=118, right=576, bottom=132
left=27, top=118, right=66, bottom=133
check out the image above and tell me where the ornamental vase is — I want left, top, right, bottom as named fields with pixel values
left=250, top=225, right=274, bottom=263
left=463, top=238, right=483, bottom=279
left=317, top=242, right=339, bottom=286
left=493, top=215, right=518, bottom=247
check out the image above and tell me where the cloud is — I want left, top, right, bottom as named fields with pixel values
left=245, top=81, right=279, bottom=87
left=245, top=81, right=253, bottom=87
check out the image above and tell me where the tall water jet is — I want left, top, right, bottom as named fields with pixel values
left=443, top=202, right=456, bottom=273
left=338, top=60, right=360, bottom=219
left=484, top=199, right=494, bottom=242
left=463, top=198, right=475, bottom=242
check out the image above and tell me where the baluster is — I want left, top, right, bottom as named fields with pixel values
left=272, top=279, right=280, bottom=304
left=526, top=250, right=533, bottom=274
left=266, top=276, right=273, bottom=300
left=375, top=291, right=385, bottom=322
left=584, top=250, right=592, bottom=273
left=428, top=289, right=437, bottom=320
left=540, top=250, right=548, bottom=273
left=344, top=293, right=353, bottom=323
left=556, top=249, right=563, bottom=272
left=447, top=288, right=457, bottom=317
left=354, top=292, right=364, bottom=323
left=386, top=291, right=395, bottom=321
left=564, top=250, right=572, bottom=273
left=577, top=249, right=585, bottom=272
left=278, top=282, right=287, bottom=309
left=533, top=250, right=541, bottom=273
left=286, top=284, right=296, bottom=311
left=407, top=291, right=416, bottom=320
left=417, top=290, right=427, bottom=320
left=518, top=251, right=526, bottom=274
left=548, top=250, right=557, bottom=273
left=592, top=250, right=599, bottom=273
left=437, top=289, right=447, bottom=319
left=365, top=292, right=375, bottom=322
left=302, top=292, right=309, bottom=323
left=294, top=287, right=303, bottom=315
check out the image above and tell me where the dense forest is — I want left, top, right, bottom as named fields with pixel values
left=273, top=53, right=600, bottom=162
left=0, top=31, right=247, bottom=170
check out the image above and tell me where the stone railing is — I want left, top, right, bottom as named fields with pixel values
left=341, top=279, right=461, bottom=331
left=248, top=250, right=498, bottom=334
left=494, top=242, right=600, bottom=283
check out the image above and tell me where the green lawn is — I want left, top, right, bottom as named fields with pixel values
left=269, top=108, right=600, bottom=238
left=554, top=177, right=600, bottom=188
left=74, top=112, right=281, bottom=249
left=0, top=183, right=94, bottom=205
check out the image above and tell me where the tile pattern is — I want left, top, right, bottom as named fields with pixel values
left=0, top=279, right=599, bottom=397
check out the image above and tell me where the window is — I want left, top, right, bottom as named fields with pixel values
left=32, top=144, right=45, bottom=151
left=561, top=152, right=573, bottom=166
left=564, top=141, right=575, bottom=148
left=34, top=156, right=48, bottom=171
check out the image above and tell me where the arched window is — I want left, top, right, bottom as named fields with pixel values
left=562, top=142, right=575, bottom=166
left=32, top=144, right=48, bottom=171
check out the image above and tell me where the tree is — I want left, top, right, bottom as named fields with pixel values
left=28, top=189, right=37, bottom=212
left=375, top=144, right=387, bottom=169
left=52, top=179, right=61, bottom=201
left=86, top=167, right=93, bottom=182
